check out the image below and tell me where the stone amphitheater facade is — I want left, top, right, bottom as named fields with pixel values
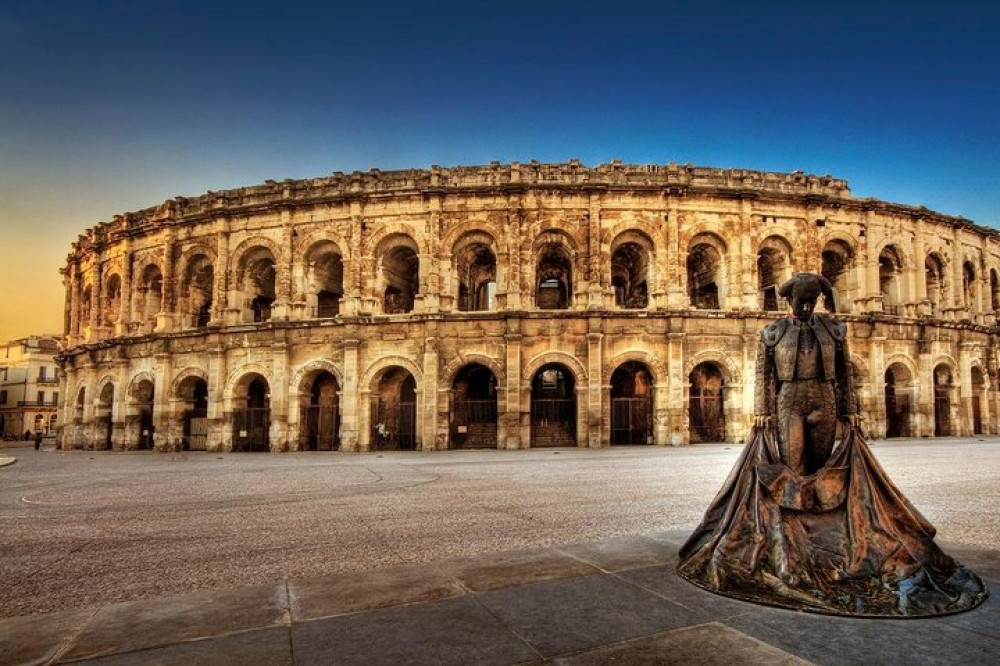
left=56, top=161, right=1000, bottom=452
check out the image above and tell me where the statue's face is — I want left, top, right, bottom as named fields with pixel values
left=791, top=294, right=816, bottom=321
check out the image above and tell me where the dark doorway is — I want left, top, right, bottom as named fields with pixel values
left=531, top=364, right=576, bottom=447
left=302, top=371, right=340, bottom=451
left=371, top=368, right=417, bottom=450
left=451, top=364, right=498, bottom=448
left=934, top=365, right=952, bottom=437
left=181, top=378, right=208, bottom=451
left=610, top=362, right=653, bottom=445
left=132, top=380, right=155, bottom=450
left=233, top=375, right=270, bottom=452
left=97, top=383, right=115, bottom=450
left=972, top=366, right=985, bottom=435
left=689, top=363, right=726, bottom=443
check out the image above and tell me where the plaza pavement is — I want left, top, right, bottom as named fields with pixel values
left=1, top=439, right=998, bottom=664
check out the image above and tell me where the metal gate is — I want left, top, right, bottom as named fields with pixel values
left=451, top=399, right=498, bottom=448
left=301, top=405, right=340, bottom=451
left=689, top=392, right=725, bottom=443
left=98, top=416, right=113, bottom=450
left=371, top=399, right=417, bottom=450
left=934, top=392, right=951, bottom=436
left=232, top=408, right=270, bottom=452
left=530, top=398, right=576, bottom=447
left=611, top=397, right=652, bottom=445
left=184, top=411, right=208, bottom=450
left=972, top=396, right=983, bottom=435
left=886, top=391, right=911, bottom=438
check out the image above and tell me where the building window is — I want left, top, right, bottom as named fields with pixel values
left=53, top=392, right=58, bottom=405
left=38, top=366, right=46, bottom=380
left=0, top=390, right=6, bottom=405
left=38, top=391, right=45, bottom=404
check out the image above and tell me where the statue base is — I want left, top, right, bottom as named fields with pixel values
left=677, top=426, right=988, bottom=617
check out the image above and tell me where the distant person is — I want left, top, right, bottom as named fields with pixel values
left=24, top=430, right=31, bottom=441
left=34, top=431, right=42, bottom=451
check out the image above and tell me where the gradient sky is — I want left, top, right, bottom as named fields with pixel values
left=2, top=1, right=999, bottom=342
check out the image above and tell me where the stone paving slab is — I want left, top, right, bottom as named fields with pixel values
left=0, top=533, right=994, bottom=665
left=551, top=622, right=814, bottom=665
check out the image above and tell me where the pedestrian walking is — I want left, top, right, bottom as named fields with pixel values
left=34, top=431, right=42, bottom=451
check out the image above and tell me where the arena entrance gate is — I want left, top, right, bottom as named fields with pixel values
left=884, top=364, right=913, bottom=438
left=450, top=364, right=498, bottom=448
left=232, top=374, right=270, bottom=452
left=97, top=382, right=114, bottom=450
left=610, top=361, right=653, bottom=445
left=301, top=371, right=340, bottom=451
left=933, top=365, right=953, bottom=437
left=179, top=376, right=208, bottom=451
left=689, top=362, right=726, bottom=443
left=530, top=364, right=576, bottom=447
left=370, top=368, right=417, bottom=450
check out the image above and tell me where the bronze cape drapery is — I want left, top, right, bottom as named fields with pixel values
left=677, top=424, right=988, bottom=617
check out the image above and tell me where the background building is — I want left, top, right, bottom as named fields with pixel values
left=56, top=162, right=1000, bottom=451
left=1, top=335, right=61, bottom=439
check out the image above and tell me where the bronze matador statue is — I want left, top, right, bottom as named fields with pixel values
left=754, top=273, right=857, bottom=475
left=677, top=272, right=987, bottom=617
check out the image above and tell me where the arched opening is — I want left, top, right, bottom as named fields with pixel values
left=611, top=240, right=650, bottom=309
left=181, top=255, right=214, bottom=328
left=687, top=235, right=726, bottom=310
left=379, top=237, right=419, bottom=314
left=237, top=249, right=276, bottom=323
left=971, top=366, right=986, bottom=435
left=177, top=376, right=208, bottom=450
left=757, top=236, right=793, bottom=311
left=933, top=364, right=953, bottom=436
left=47, top=413, right=57, bottom=434
left=96, top=382, right=114, bottom=450
left=821, top=240, right=854, bottom=313
left=962, top=261, right=977, bottom=312
left=925, top=253, right=946, bottom=317
left=689, top=362, right=726, bottom=443
left=878, top=245, right=903, bottom=314
left=300, top=371, right=340, bottom=450
left=535, top=243, right=573, bottom=310
left=103, top=274, right=122, bottom=327
left=80, top=285, right=92, bottom=328
left=884, top=364, right=913, bottom=438
left=370, top=367, right=417, bottom=450
left=306, top=241, right=344, bottom=318
left=451, top=364, right=498, bottom=448
left=232, top=374, right=270, bottom=452
left=138, top=264, right=163, bottom=331
left=991, top=269, right=1000, bottom=312
left=130, top=379, right=155, bottom=450
left=610, top=361, right=653, bottom=445
left=455, top=241, right=497, bottom=312
left=74, top=386, right=85, bottom=423
left=530, top=363, right=576, bottom=447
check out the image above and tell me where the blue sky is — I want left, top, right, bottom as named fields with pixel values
left=1, top=1, right=998, bottom=339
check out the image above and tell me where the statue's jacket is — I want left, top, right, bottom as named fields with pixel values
left=755, top=313, right=857, bottom=418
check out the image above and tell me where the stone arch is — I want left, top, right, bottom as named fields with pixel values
left=608, top=225, right=658, bottom=253
left=687, top=231, right=728, bottom=310
left=361, top=355, right=424, bottom=391
left=177, top=243, right=218, bottom=269
left=522, top=351, right=588, bottom=385
left=295, top=229, right=351, bottom=258
left=229, top=236, right=282, bottom=273
left=302, top=237, right=346, bottom=318
left=877, top=243, right=907, bottom=312
left=442, top=220, right=507, bottom=255
left=680, top=222, right=730, bottom=249
left=821, top=234, right=858, bottom=314
left=290, top=359, right=345, bottom=395
left=442, top=353, right=506, bottom=387
left=610, top=229, right=656, bottom=309
left=127, top=371, right=157, bottom=399
left=171, top=367, right=210, bottom=397
left=756, top=234, right=795, bottom=311
left=94, top=374, right=117, bottom=401
left=532, top=229, right=578, bottom=310
left=374, top=233, right=421, bottom=314
left=367, top=225, right=428, bottom=258
left=883, top=354, right=919, bottom=381
left=223, top=363, right=274, bottom=410
left=684, top=350, right=742, bottom=386
left=452, top=230, right=499, bottom=312
left=178, top=248, right=215, bottom=328
left=607, top=350, right=667, bottom=386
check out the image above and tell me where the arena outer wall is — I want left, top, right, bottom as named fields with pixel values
left=56, top=161, right=1000, bottom=452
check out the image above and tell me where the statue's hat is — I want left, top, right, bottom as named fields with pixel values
left=778, top=272, right=833, bottom=302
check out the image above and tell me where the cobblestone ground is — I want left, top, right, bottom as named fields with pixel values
left=1, top=438, right=998, bottom=618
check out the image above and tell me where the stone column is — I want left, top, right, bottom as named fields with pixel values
left=739, top=201, right=757, bottom=310
left=953, top=226, right=966, bottom=317
left=153, top=350, right=173, bottom=451
left=68, top=265, right=80, bottom=344
left=869, top=335, right=887, bottom=438
left=665, top=202, right=685, bottom=308
left=421, top=332, right=440, bottom=450
left=586, top=325, right=604, bottom=447
left=958, top=342, right=975, bottom=436
left=503, top=324, right=523, bottom=449
left=88, top=263, right=101, bottom=340
left=271, top=212, right=293, bottom=321
left=504, top=197, right=523, bottom=310
left=269, top=338, right=290, bottom=451
left=157, top=231, right=176, bottom=333
left=207, top=345, right=227, bottom=451
left=340, top=338, right=360, bottom=451
left=118, top=247, right=132, bottom=336
left=212, top=222, right=229, bottom=325
left=914, top=218, right=928, bottom=315
left=666, top=329, right=686, bottom=444
left=587, top=192, right=604, bottom=309
left=864, top=209, right=881, bottom=312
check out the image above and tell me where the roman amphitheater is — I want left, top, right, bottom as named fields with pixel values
left=56, top=161, right=1000, bottom=452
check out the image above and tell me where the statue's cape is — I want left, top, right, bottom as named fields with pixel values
left=677, top=426, right=988, bottom=616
